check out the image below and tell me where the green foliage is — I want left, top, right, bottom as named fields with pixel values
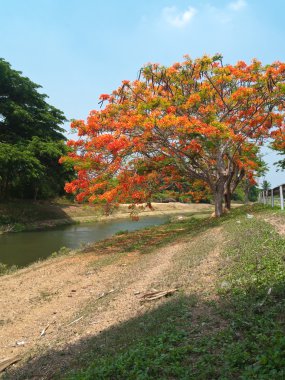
left=0, top=58, right=73, bottom=199
left=0, top=58, right=65, bottom=143
left=232, top=184, right=259, bottom=202
left=67, top=330, right=192, bottom=380
left=0, top=262, right=17, bottom=275
left=115, top=229, right=129, bottom=236
left=261, top=180, right=271, bottom=191
left=0, top=139, right=74, bottom=199
left=276, top=155, right=285, bottom=170
left=232, top=185, right=245, bottom=201
left=248, top=184, right=259, bottom=201
left=51, top=246, right=71, bottom=257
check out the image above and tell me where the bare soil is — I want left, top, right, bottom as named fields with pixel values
left=262, top=213, right=285, bottom=236
left=0, top=222, right=224, bottom=379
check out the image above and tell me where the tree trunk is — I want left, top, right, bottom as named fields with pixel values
left=224, top=182, right=231, bottom=210
left=215, top=190, right=224, bottom=217
left=244, top=189, right=249, bottom=204
left=34, top=186, right=39, bottom=201
left=244, top=180, right=250, bottom=204
left=224, top=192, right=231, bottom=210
left=214, top=178, right=226, bottom=217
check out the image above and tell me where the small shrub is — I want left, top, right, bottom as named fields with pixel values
left=51, top=246, right=71, bottom=257
left=115, top=230, right=129, bottom=236
left=0, top=262, right=17, bottom=275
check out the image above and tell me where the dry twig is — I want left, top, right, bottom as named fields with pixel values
left=140, top=288, right=178, bottom=302
left=0, top=355, right=21, bottom=373
left=66, top=316, right=83, bottom=327
left=40, top=323, right=50, bottom=337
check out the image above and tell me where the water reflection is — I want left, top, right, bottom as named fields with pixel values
left=0, top=216, right=169, bottom=267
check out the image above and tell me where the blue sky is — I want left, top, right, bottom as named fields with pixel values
left=1, top=0, right=285, bottom=187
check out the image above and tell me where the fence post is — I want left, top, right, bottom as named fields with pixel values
left=263, top=191, right=266, bottom=205
left=280, top=185, right=284, bottom=211
left=271, top=189, right=274, bottom=207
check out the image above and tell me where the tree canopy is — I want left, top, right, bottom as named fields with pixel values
left=0, top=58, right=65, bottom=143
left=0, top=58, right=73, bottom=200
left=62, top=55, right=285, bottom=216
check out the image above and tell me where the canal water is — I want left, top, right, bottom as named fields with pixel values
left=0, top=215, right=169, bottom=268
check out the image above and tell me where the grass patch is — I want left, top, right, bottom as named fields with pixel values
left=0, top=262, right=18, bottom=276
left=60, top=205, right=285, bottom=379
left=83, top=213, right=213, bottom=258
left=115, top=229, right=129, bottom=236
left=51, top=246, right=72, bottom=258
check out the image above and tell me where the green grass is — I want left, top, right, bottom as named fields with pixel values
left=0, top=262, right=18, bottom=275
left=61, top=205, right=285, bottom=380
left=81, top=216, right=205, bottom=257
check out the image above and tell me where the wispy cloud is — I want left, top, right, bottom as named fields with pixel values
left=228, top=0, right=247, bottom=11
left=162, top=6, right=197, bottom=28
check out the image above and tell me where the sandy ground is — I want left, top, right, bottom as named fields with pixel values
left=0, top=219, right=223, bottom=379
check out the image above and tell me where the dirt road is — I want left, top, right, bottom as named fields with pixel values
left=0, top=220, right=223, bottom=379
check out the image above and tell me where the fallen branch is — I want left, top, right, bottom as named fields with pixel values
left=140, top=288, right=178, bottom=302
left=96, top=289, right=115, bottom=300
left=40, top=323, right=50, bottom=337
left=66, top=316, right=83, bottom=327
left=0, top=355, right=21, bottom=373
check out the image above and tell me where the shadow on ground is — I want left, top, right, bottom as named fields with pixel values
left=5, top=275, right=285, bottom=380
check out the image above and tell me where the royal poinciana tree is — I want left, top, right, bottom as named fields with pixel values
left=271, top=118, right=285, bottom=170
left=62, top=55, right=285, bottom=216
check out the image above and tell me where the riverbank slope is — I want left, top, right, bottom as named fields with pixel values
left=1, top=204, right=285, bottom=379
left=0, top=200, right=213, bottom=232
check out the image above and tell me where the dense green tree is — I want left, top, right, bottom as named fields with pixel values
left=24, top=137, right=74, bottom=199
left=0, top=58, right=73, bottom=200
left=0, top=58, right=66, bottom=143
left=0, top=142, right=44, bottom=198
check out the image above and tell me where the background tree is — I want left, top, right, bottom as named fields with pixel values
left=261, top=180, right=271, bottom=191
left=0, top=58, right=65, bottom=143
left=0, top=58, right=73, bottom=200
left=62, top=55, right=285, bottom=216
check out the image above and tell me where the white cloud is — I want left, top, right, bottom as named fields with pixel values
left=162, top=6, right=197, bottom=28
left=228, top=0, right=247, bottom=11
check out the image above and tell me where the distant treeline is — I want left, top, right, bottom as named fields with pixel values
left=0, top=58, right=74, bottom=200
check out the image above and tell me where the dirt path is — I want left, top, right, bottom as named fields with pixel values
left=0, top=225, right=224, bottom=379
